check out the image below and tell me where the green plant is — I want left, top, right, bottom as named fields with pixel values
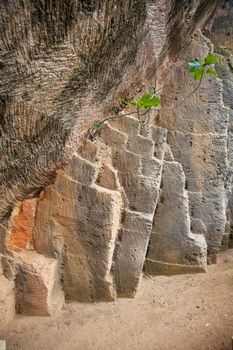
left=89, top=53, right=218, bottom=140
left=121, top=92, right=161, bottom=110
left=188, top=53, right=218, bottom=80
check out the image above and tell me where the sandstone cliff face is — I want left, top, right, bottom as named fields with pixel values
left=0, top=0, right=233, bottom=326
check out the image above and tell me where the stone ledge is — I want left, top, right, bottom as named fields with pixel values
left=144, top=258, right=207, bottom=276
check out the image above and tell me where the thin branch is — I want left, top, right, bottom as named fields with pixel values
left=153, top=86, right=162, bottom=95
left=89, top=108, right=151, bottom=140
left=89, top=70, right=204, bottom=140
left=176, top=72, right=204, bottom=107
left=98, top=107, right=151, bottom=127
left=152, top=71, right=204, bottom=112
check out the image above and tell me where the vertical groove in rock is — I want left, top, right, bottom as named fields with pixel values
left=107, top=117, right=166, bottom=296
left=204, top=0, right=233, bottom=253
left=156, top=29, right=230, bottom=263
left=144, top=160, right=207, bottom=275
left=33, top=139, right=123, bottom=301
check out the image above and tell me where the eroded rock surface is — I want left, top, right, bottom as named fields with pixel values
left=15, top=252, right=64, bottom=316
left=0, top=0, right=233, bottom=325
left=0, top=254, right=15, bottom=328
left=32, top=113, right=207, bottom=300
left=145, top=161, right=207, bottom=275
left=33, top=157, right=122, bottom=301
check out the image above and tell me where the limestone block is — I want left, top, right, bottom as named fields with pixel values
left=111, top=115, right=140, bottom=135
left=15, top=251, right=64, bottom=316
left=63, top=184, right=121, bottom=301
left=33, top=162, right=122, bottom=301
left=41, top=119, right=165, bottom=300
left=68, top=157, right=97, bottom=185
left=163, top=129, right=228, bottom=263
left=157, top=54, right=230, bottom=261
left=141, top=158, right=162, bottom=187
left=0, top=256, right=15, bottom=328
left=110, top=123, right=166, bottom=296
left=151, top=127, right=167, bottom=160
left=112, top=149, right=141, bottom=174
left=120, top=174, right=159, bottom=214
left=0, top=223, right=15, bottom=328
left=96, top=163, right=120, bottom=191
left=127, top=135, right=154, bottom=158
left=114, top=211, right=153, bottom=297
left=100, top=124, right=128, bottom=148
left=77, top=139, right=99, bottom=163
left=144, top=161, right=207, bottom=275
left=188, top=189, right=227, bottom=263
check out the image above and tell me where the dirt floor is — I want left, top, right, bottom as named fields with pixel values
left=1, top=249, right=233, bottom=350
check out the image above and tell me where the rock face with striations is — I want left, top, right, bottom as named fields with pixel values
left=0, top=0, right=233, bottom=325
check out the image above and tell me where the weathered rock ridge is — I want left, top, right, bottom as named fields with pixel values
left=0, top=0, right=233, bottom=326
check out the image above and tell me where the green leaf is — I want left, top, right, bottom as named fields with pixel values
left=189, top=66, right=199, bottom=73
left=194, top=69, right=203, bottom=80
left=120, top=92, right=161, bottom=111
left=135, top=93, right=161, bottom=109
left=189, top=67, right=204, bottom=80
left=147, top=96, right=161, bottom=107
left=206, top=68, right=218, bottom=77
left=205, top=54, right=218, bottom=65
left=188, top=54, right=218, bottom=81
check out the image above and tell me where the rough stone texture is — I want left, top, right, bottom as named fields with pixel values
left=32, top=118, right=166, bottom=299
left=110, top=120, right=166, bottom=296
left=145, top=161, right=207, bottom=275
left=7, top=199, right=37, bottom=251
left=0, top=199, right=64, bottom=318
left=0, top=223, right=15, bottom=328
left=15, top=252, right=64, bottom=316
left=205, top=1, right=233, bottom=253
left=0, top=0, right=233, bottom=325
left=1, top=199, right=65, bottom=318
left=32, top=114, right=207, bottom=300
left=0, top=254, right=15, bottom=328
left=0, top=0, right=147, bottom=221
left=33, top=141, right=122, bottom=302
left=154, top=27, right=230, bottom=263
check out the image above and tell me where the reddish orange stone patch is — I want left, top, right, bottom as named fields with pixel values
left=7, top=199, right=37, bottom=251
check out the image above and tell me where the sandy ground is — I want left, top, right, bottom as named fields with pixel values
left=1, top=249, right=233, bottom=350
